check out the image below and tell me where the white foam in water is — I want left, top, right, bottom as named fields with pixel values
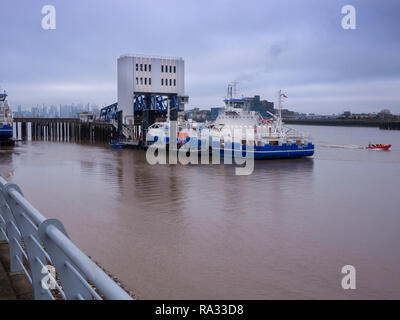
left=316, top=144, right=365, bottom=149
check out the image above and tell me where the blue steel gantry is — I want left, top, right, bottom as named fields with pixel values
left=133, top=94, right=181, bottom=112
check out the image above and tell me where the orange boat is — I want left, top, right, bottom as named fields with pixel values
left=366, top=144, right=391, bottom=150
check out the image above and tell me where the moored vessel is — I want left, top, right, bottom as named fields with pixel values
left=203, top=89, right=314, bottom=159
left=0, top=91, right=13, bottom=141
left=147, top=87, right=315, bottom=160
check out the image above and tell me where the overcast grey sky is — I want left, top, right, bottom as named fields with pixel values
left=1, top=0, right=399, bottom=114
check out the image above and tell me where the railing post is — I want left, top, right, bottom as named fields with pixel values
left=38, top=219, right=94, bottom=300
left=0, top=204, right=6, bottom=242
left=2, top=183, right=53, bottom=299
left=0, top=186, right=23, bottom=273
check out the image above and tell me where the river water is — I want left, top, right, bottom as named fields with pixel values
left=1, top=125, right=400, bottom=299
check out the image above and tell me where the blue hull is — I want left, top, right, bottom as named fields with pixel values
left=219, top=149, right=314, bottom=159
left=214, top=142, right=315, bottom=160
left=0, top=125, right=13, bottom=140
left=109, top=141, right=127, bottom=149
left=151, top=136, right=315, bottom=160
left=206, top=141, right=314, bottom=160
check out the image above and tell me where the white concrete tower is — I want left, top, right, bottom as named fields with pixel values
left=117, top=54, right=186, bottom=124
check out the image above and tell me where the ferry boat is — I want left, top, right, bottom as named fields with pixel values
left=0, top=91, right=13, bottom=140
left=147, top=88, right=314, bottom=160
left=203, top=89, right=314, bottom=159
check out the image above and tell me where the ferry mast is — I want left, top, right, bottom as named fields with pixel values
left=277, top=89, right=288, bottom=137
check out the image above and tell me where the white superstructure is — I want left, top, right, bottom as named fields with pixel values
left=0, top=91, right=13, bottom=140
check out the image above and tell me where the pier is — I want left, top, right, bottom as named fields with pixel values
left=13, top=118, right=117, bottom=142
left=0, top=176, right=133, bottom=300
left=12, top=114, right=168, bottom=146
left=379, top=121, right=400, bottom=130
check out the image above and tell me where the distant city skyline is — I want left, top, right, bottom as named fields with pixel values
left=13, top=102, right=100, bottom=118
left=2, top=0, right=400, bottom=114
left=13, top=100, right=397, bottom=119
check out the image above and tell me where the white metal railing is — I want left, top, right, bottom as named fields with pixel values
left=0, top=176, right=132, bottom=300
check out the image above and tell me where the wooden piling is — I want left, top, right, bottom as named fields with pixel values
left=21, top=122, right=27, bottom=140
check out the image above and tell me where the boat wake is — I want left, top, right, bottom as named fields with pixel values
left=317, top=144, right=365, bottom=150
